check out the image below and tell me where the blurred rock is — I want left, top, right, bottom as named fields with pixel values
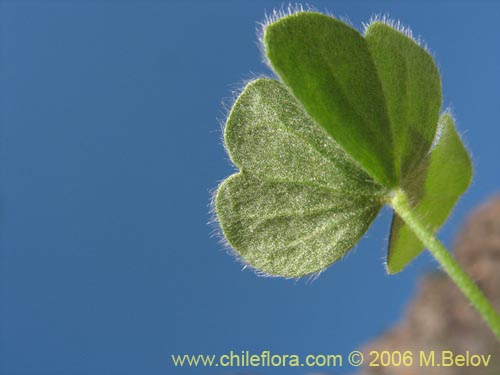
left=359, top=196, right=500, bottom=375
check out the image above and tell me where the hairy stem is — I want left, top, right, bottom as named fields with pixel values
left=390, top=189, right=500, bottom=342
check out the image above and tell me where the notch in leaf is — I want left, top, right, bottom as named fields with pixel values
left=216, top=78, right=385, bottom=277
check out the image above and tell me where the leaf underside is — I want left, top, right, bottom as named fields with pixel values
left=216, top=78, right=384, bottom=277
left=388, top=113, right=473, bottom=273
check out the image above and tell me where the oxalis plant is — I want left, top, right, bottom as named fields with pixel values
left=214, top=8, right=500, bottom=341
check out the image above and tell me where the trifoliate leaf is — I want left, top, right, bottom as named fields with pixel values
left=365, top=21, right=442, bottom=180
left=387, top=113, right=473, bottom=273
left=215, top=11, right=474, bottom=279
left=216, top=78, right=386, bottom=277
left=263, top=12, right=397, bottom=188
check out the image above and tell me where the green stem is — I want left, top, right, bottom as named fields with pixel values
left=390, top=189, right=500, bottom=343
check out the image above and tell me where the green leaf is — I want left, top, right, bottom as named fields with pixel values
left=216, top=78, right=385, bottom=277
left=387, top=113, right=473, bottom=273
left=263, top=12, right=397, bottom=188
left=365, top=21, right=442, bottom=180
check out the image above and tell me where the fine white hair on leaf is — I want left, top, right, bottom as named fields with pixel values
left=219, top=73, right=272, bottom=166
left=213, top=78, right=386, bottom=279
left=441, top=109, right=476, bottom=188
left=256, top=4, right=358, bottom=69
left=213, top=73, right=302, bottom=280
left=429, top=108, right=459, bottom=154
left=363, top=13, right=430, bottom=53
left=208, top=181, right=255, bottom=274
left=257, top=3, right=314, bottom=68
left=305, top=271, right=322, bottom=284
left=221, top=73, right=271, bottom=118
left=262, top=3, right=307, bottom=28
left=305, top=234, right=366, bottom=284
left=430, top=110, right=448, bottom=151
left=209, top=175, right=345, bottom=282
left=363, top=13, right=444, bottom=133
left=208, top=178, right=305, bottom=281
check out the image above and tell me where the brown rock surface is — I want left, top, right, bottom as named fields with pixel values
left=359, top=196, right=500, bottom=375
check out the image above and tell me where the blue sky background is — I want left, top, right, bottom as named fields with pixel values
left=2, top=1, right=499, bottom=374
